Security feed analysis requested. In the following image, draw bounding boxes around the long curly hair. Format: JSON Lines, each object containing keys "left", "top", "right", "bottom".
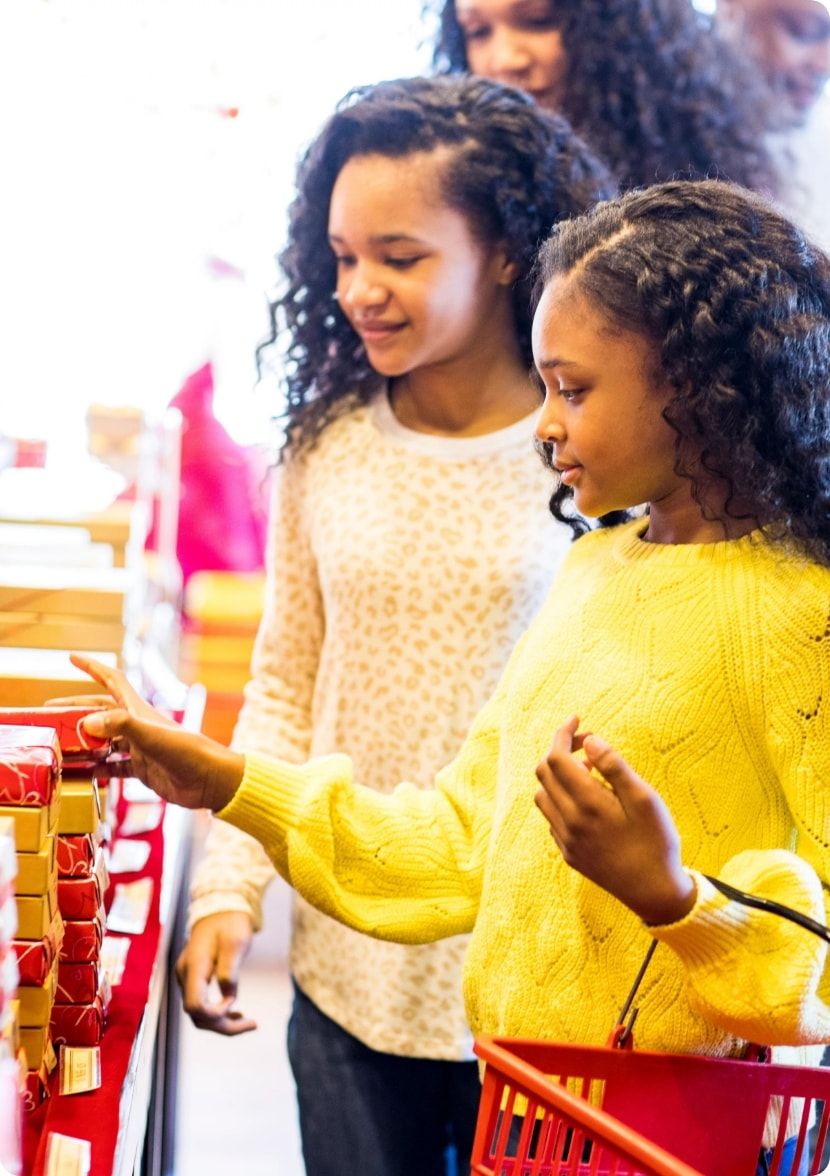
{"left": 262, "top": 74, "right": 614, "bottom": 453}
{"left": 534, "top": 179, "right": 830, "bottom": 565}
{"left": 428, "top": 0, "right": 779, "bottom": 195}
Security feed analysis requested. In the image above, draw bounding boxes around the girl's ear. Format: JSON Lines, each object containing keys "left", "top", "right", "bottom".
{"left": 495, "top": 250, "right": 521, "bottom": 286}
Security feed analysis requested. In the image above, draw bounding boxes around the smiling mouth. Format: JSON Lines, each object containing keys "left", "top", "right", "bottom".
{"left": 355, "top": 322, "right": 406, "bottom": 342}
{"left": 555, "top": 463, "right": 582, "bottom": 486}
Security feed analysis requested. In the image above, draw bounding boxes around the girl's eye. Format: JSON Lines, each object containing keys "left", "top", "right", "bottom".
{"left": 385, "top": 256, "right": 423, "bottom": 270}
{"left": 780, "top": 12, "right": 830, "bottom": 43}
{"left": 460, "top": 24, "right": 489, "bottom": 41}
{"left": 520, "top": 14, "right": 558, "bottom": 29}
{"left": 333, "top": 255, "right": 355, "bottom": 269}
{"left": 559, "top": 387, "right": 584, "bottom": 402}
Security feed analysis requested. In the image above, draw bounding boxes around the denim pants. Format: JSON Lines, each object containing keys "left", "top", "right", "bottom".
{"left": 286, "top": 980, "right": 481, "bottom": 1176}
{"left": 758, "top": 1137, "right": 811, "bottom": 1176}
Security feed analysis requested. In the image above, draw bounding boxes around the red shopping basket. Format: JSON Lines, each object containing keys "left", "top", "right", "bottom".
{"left": 472, "top": 1035, "right": 830, "bottom": 1175}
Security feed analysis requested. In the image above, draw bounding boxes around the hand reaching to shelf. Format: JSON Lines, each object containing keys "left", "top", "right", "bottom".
{"left": 69, "top": 654, "right": 245, "bottom": 813}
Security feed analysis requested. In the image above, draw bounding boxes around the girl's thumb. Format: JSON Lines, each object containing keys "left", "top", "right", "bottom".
{"left": 82, "top": 710, "right": 124, "bottom": 739}
{"left": 582, "top": 735, "right": 639, "bottom": 794}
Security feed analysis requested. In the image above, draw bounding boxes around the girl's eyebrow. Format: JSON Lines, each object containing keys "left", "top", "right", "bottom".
{"left": 327, "top": 232, "right": 427, "bottom": 246}
{"left": 458, "top": 0, "right": 549, "bottom": 16}
{"left": 537, "top": 356, "right": 577, "bottom": 370}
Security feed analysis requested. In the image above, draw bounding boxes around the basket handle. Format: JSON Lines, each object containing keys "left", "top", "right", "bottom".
{"left": 607, "top": 939, "right": 658, "bottom": 1048}
{"left": 607, "top": 875, "right": 830, "bottom": 1050}
{"left": 703, "top": 874, "right": 830, "bottom": 944}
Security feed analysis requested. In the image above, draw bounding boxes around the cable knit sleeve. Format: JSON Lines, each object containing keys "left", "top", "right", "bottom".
{"left": 189, "top": 456, "right": 323, "bottom": 932}
{"left": 214, "top": 667, "right": 509, "bottom": 944}
{"left": 651, "top": 580, "right": 830, "bottom": 1046}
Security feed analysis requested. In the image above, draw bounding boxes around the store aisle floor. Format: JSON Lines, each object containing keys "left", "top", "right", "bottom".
{"left": 174, "top": 833, "right": 303, "bottom": 1175}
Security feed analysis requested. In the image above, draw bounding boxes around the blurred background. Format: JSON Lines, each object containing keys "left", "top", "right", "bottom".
{"left": 2, "top": 0, "right": 429, "bottom": 455}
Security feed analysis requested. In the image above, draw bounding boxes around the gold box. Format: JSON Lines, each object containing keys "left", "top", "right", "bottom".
{"left": 14, "top": 836, "right": 56, "bottom": 896}
{"left": 15, "top": 886, "right": 57, "bottom": 941}
{"left": 0, "top": 794, "right": 59, "bottom": 853}
{"left": 58, "top": 779, "right": 102, "bottom": 836}
{"left": 17, "top": 959, "right": 58, "bottom": 1028}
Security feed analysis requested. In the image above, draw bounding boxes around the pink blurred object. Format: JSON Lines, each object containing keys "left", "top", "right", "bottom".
{"left": 148, "top": 362, "right": 268, "bottom": 584}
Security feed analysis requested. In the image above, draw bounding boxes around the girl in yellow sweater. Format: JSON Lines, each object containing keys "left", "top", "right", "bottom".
{"left": 76, "top": 179, "right": 829, "bottom": 1162}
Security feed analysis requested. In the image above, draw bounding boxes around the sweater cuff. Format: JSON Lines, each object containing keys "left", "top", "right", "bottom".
{"left": 648, "top": 871, "right": 738, "bottom": 963}
{"left": 215, "top": 750, "right": 354, "bottom": 865}
{"left": 188, "top": 892, "right": 263, "bottom": 936}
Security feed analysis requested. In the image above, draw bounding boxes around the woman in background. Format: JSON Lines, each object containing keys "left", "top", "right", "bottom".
{"left": 430, "top": 0, "right": 780, "bottom": 194}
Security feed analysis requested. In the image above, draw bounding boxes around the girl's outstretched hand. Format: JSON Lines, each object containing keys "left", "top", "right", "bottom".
{"left": 535, "top": 717, "right": 696, "bottom": 926}
{"left": 68, "top": 655, "right": 245, "bottom": 813}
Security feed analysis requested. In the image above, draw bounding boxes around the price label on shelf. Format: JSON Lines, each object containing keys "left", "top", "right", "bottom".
{"left": 45, "top": 1131, "right": 91, "bottom": 1176}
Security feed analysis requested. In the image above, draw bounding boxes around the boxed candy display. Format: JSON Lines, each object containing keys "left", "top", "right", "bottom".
{"left": 0, "top": 725, "right": 60, "bottom": 807}
{"left": 56, "top": 850, "right": 108, "bottom": 921}
{"left": 57, "top": 778, "right": 102, "bottom": 836}
{"left": 12, "top": 909, "right": 64, "bottom": 986}
{"left": 0, "top": 794, "right": 58, "bottom": 853}
{"left": 0, "top": 706, "right": 109, "bottom": 758}
{"left": 19, "top": 1023, "right": 50, "bottom": 1071}
{"left": 15, "top": 886, "right": 57, "bottom": 941}
{"left": 21, "top": 1039, "right": 56, "bottom": 1111}
{"left": 50, "top": 979, "right": 110, "bottom": 1047}
{"left": 55, "top": 961, "right": 103, "bottom": 1006}
{"left": 56, "top": 828, "right": 104, "bottom": 877}
{"left": 14, "top": 834, "right": 56, "bottom": 896}
{"left": 17, "top": 960, "right": 57, "bottom": 1027}
{"left": 60, "top": 907, "right": 105, "bottom": 964}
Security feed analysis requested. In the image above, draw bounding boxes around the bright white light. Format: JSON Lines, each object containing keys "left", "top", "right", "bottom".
{"left": 1, "top": 0, "right": 426, "bottom": 449}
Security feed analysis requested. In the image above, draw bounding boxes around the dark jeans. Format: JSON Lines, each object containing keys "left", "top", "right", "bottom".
{"left": 286, "top": 980, "right": 481, "bottom": 1176}
{"left": 758, "top": 1137, "right": 810, "bottom": 1176}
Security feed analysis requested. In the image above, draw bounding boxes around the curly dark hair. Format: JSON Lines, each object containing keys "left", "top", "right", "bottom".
{"left": 262, "top": 74, "right": 614, "bottom": 452}
{"left": 534, "top": 179, "right": 830, "bottom": 565}
{"left": 428, "top": 0, "right": 780, "bottom": 195}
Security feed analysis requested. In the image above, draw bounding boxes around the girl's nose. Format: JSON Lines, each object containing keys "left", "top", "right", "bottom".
{"left": 534, "top": 395, "right": 565, "bottom": 444}
{"left": 486, "top": 27, "right": 533, "bottom": 81}
{"left": 340, "top": 265, "right": 387, "bottom": 311}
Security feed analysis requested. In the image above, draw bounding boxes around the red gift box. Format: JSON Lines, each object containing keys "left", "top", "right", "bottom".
{"left": 0, "top": 727, "right": 60, "bottom": 807}
{"left": 56, "top": 829, "right": 104, "bottom": 878}
{"left": 60, "top": 908, "right": 105, "bottom": 964}
{"left": 50, "top": 984, "right": 109, "bottom": 1047}
{"left": 56, "top": 850, "right": 108, "bottom": 921}
{"left": 22, "top": 1044, "right": 56, "bottom": 1113}
{"left": 12, "top": 910, "right": 64, "bottom": 986}
{"left": 55, "top": 961, "right": 101, "bottom": 1006}
{"left": 0, "top": 708, "right": 109, "bottom": 757}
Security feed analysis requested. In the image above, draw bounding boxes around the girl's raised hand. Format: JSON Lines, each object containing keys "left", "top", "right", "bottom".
{"left": 535, "top": 717, "right": 696, "bottom": 926}
{"left": 68, "top": 655, "right": 245, "bottom": 813}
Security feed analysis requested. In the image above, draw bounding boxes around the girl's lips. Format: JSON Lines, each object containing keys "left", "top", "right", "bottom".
{"left": 356, "top": 322, "right": 405, "bottom": 342}
{"left": 558, "top": 465, "right": 582, "bottom": 486}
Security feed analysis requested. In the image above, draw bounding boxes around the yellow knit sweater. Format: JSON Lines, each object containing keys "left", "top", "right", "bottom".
{"left": 219, "top": 518, "right": 830, "bottom": 1058}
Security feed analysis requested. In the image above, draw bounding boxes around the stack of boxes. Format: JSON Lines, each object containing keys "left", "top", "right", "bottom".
{"left": 54, "top": 749, "right": 112, "bottom": 1050}
{"left": 0, "top": 565, "right": 136, "bottom": 659}
{"left": 0, "top": 816, "right": 23, "bottom": 1174}
{"left": 0, "top": 725, "right": 62, "bottom": 1110}
{"left": 0, "top": 709, "right": 114, "bottom": 1052}
{"left": 0, "top": 491, "right": 154, "bottom": 701}
{"left": 178, "top": 570, "right": 265, "bottom": 744}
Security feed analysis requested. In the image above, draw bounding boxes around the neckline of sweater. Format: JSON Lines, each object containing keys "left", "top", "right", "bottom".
{"left": 608, "top": 517, "right": 772, "bottom": 566}
{"left": 370, "top": 389, "right": 538, "bottom": 460}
